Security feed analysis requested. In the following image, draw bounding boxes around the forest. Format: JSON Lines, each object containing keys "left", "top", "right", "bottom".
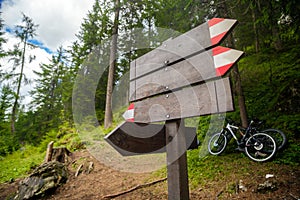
{"left": 0, "top": 0, "right": 299, "bottom": 178}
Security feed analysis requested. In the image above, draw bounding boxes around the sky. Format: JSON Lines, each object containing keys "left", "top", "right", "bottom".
{"left": 1, "top": 0, "right": 94, "bottom": 51}
{"left": 0, "top": 0, "right": 94, "bottom": 106}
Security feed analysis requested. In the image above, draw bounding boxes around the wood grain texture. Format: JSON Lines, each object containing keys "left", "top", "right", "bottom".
{"left": 132, "top": 22, "right": 212, "bottom": 80}
{"left": 104, "top": 121, "right": 197, "bottom": 156}
{"left": 166, "top": 120, "right": 189, "bottom": 199}
{"left": 130, "top": 50, "right": 216, "bottom": 101}
{"left": 133, "top": 77, "right": 233, "bottom": 123}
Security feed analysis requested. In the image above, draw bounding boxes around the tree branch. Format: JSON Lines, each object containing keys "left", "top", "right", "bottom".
{"left": 102, "top": 177, "right": 167, "bottom": 199}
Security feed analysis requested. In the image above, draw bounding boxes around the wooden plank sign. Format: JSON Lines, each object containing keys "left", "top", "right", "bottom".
{"left": 104, "top": 121, "right": 198, "bottom": 156}
{"left": 124, "top": 77, "right": 233, "bottom": 123}
{"left": 130, "top": 46, "right": 243, "bottom": 101}
{"left": 130, "top": 18, "right": 240, "bottom": 102}
{"left": 130, "top": 18, "right": 238, "bottom": 81}
{"left": 106, "top": 18, "right": 244, "bottom": 200}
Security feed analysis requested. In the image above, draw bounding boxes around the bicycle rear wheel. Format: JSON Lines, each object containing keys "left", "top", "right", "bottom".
{"left": 208, "top": 132, "right": 227, "bottom": 155}
{"left": 262, "top": 129, "right": 287, "bottom": 151}
{"left": 245, "top": 133, "right": 276, "bottom": 162}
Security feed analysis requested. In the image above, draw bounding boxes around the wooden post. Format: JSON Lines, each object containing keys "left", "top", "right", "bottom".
{"left": 45, "top": 141, "right": 54, "bottom": 162}
{"left": 166, "top": 119, "right": 189, "bottom": 200}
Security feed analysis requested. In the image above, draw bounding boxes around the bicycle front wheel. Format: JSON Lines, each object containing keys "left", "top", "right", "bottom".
{"left": 245, "top": 133, "right": 276, "bottom": 162}
{"left": 208, "top": 132, "right": 227, "bottom": 155}
{"left": 262, "top": 129, "right": 287, "bottom": 151}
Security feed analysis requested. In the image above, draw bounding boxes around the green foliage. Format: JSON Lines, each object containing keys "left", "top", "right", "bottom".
{"left": 8, "top": 13, "right": 38, "bottom": 135}
{"left": 0, "top": 86, "right": 18, "bottom": 155}
{"left": 0, "top": 123, "right": 84, "bottom": 183}
{"left": 239, "top": 46, "right": 300, "bottom": 133}
{"left": 38, "top": 122, "right": 84, "bottom": 153}
{"left": 29, "top": 47, "right": 69, "bottom": 136}
{"left": 0, "top": 12, "right": 7, "bottom": 60}
{"left": 274, "top": 143, "right": 300, "bottom": 165}
{"left": 0, "top": 145, "right": 44, "bottom": 183}
{"left": 0, "top": 133, "right": 19, "bottom": 156}
{"left": 0, "top": 0, "right": 299, "bottom": 186}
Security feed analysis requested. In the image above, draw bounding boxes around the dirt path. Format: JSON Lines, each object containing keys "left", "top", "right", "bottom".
{"left": 1, "top": 150, "right": 299, "bottom": 200}
{"left": 45, "top": 150, "right": 167, "bottom": 200}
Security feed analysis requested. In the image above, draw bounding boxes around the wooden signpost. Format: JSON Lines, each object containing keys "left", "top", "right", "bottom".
{"left": 105, "top": 121, "right": 198, "bottom": 156}
{"left": 105, "top": 18, "right": 244, "bottom": 199}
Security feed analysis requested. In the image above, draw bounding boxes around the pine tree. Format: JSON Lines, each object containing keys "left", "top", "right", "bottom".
{"left": 0, "top": 12, "right": 7, "bottom": 80}
{"left": 8, "top": 13, "right": 38, "bottom": 134}
{"left": 30, "top": 47, "right": 66, "bottom": 132}
{"left": 70, "top": 0, "right": 118, "bottom": 125}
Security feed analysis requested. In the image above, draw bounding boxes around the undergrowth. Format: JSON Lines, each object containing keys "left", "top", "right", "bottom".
{"left": 0, "top": 145, "right": 44, "bottom": 183}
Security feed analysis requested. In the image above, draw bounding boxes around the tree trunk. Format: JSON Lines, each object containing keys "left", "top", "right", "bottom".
{"left": 227, "top": 33, "right": 248, "bottom": 127}
{"left": 251, "top": 8, "right": 259, "bottom": 53}
{"left": 104, "top": 0, "right": 120, "bottom": 129}
{"left": 11, "top": 39, "right": 27, "bottom": 134}
{"left": 268, "top": 1, "right": 283, "bottom": 51}
{"left": 232, "top": 65, "right": 248, "bottom": 127}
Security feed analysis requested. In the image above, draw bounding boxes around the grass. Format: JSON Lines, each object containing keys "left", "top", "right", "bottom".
{"left": 0, "top": 145, "right": 44, "bottom": 183}
{"left": 0, "top": 123, "right": 84, "bottom": 184}
{"left": 151, "top": 145, "right": 299, "bottom": 191}
{"left": 1, "top": 112, "right": 299, "bottom": 187}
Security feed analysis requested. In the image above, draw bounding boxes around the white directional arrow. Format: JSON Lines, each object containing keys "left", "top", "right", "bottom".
{"left": 212, "top": 46, "right": 244, "bottom": 76}
{"left": 122, "top": 103, "right": 134, "bottom": 122}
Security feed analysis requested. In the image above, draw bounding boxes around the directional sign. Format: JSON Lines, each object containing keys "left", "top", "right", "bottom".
{"left": 129, "top": 18, "right": 238, "bottom": 102}
{"left": 104, "top": 122, "right": 198, "bottom": 156}
{"left": 125, "top": 77, "right": 233, "bottom": 123}
{"left": 130, "top": 46, "right": 243, "bottom": 101}
{"left": 130, "top": 18, "right": 237, "bottom": 81}
{"left": 106, "top": 18, "right": 244, "bottom": 200}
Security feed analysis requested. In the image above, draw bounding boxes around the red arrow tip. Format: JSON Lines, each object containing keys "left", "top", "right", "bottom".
{"left": 212, "top": 46, "right": 230, "bottom": 56}
{"left": 123, "top": 103, "right": 135, "bottom": 121}
{"left": 208, "top": 18, "right": 225, "bottom": 27}
{"left": 128, "top": 103, "right": 134, "bottom": 110}
{"left": 213, "top": 46, "right": 244, "bottom": 76}
{"left": 208, "top": 18, "right": 237, "bottom": 45}
{"left": 215, "top": 63, "right": 233, "bottom": 76}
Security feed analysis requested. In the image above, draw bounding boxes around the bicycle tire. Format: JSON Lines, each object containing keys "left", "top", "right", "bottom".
{"left": 262, "top": 129, "right": 287, "bottom": 151}
{"left": 245, "top": 133, "right": 276, "bottom": 162}
{"left": 208, "top": 132, "right": 227, "bottom": 155}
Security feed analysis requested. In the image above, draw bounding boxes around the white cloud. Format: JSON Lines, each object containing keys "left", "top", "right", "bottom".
{"left": 1, "top": 0, "right": 94, "bottom": 51}
{"left": 1, "top": 32, "right": 52, "bottom": 106}
{"left": 1, "top": 0, "right": 94, "bottom": 107}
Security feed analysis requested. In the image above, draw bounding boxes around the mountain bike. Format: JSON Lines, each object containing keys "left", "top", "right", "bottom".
{"left": 208, "top": 119, "right": 277, "bottom": 162}
{"left": 250, "top": 119, "right": 287, "bottom": 151}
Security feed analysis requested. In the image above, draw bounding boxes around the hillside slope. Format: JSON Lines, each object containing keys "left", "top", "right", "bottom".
{"left": 1, "top": 149, "right": 299, "bottom": 200}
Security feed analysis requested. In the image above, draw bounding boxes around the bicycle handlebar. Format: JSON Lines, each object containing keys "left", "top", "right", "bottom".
{"left": 225, "top": 117, "right": 265, "bottom": 130}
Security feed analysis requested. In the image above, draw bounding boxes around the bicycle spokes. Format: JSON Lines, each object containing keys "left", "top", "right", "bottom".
{"left": 208, "top": 133, "right": 227, "bottom": 155}
{"left": 245, "top": 133, "right": 276, "bottom": 162}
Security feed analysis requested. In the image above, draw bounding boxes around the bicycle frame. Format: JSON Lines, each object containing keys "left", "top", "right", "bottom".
{"left": 223, "top": 120, "right": 255, "bottom": 144}
{"left": 224, "top": 123, "right": 240, "bottom": 141}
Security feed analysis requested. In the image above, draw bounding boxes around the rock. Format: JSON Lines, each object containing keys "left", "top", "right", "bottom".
{"left": 14, "top": 161, "right": 68, "bottom": 200}
{"left": 265, "top": 174, "right": 274, "bottom": 179}
{"left": 239, "top": 180, "right": 247, "bottom": 192}
{"left": 256, "top": 180, "right": 277, "bottom": 193}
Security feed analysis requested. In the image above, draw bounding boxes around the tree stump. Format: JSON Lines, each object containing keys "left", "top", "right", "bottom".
{"left": 51, "top": 147, "right": 71, "bottom": 163}
{"left": 44, "top": 141, "right": 71, "bottom": 163}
